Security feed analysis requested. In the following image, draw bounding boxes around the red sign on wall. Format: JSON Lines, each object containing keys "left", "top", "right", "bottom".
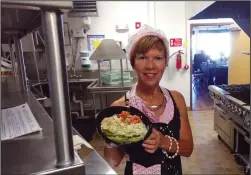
{"left": 170, "top": 38, "right": 182, "bottom": 47}
{"left": 135, "top": 22, "right": 141, "bottom": 29}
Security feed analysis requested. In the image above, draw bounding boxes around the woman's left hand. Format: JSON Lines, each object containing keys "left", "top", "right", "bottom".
{"left": 142, "top": 128, "right": 164, "bottom": 153}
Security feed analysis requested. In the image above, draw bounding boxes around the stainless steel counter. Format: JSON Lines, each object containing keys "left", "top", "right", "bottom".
{"left": 87, "top": 79, "right": 133, "bottom": 93}
{"left": 82, "top": 149, "right": 117, "bottom": 174}
{"left": 1, "top": 81, "right": 116, "bottom": 174}
{"left": 86, "top": 78, "right": 137, "bottom": 115}
{"left": 208, "top": 85, "right": 249, "bottom": 108}
{"left": 30, "top": 78, "right": 98, "bottom": 85}
{"left": 2, "top": 89, "right": 84, "bottom": 174}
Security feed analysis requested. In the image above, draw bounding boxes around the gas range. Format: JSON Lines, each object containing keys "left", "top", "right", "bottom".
{"left": 209, "top": 84, "right": 250, "bottom": 174}
{"left": 218, "top": 84, "right": 250, "bottom": 105}
{"left": 208, "top": 84, "right": 250, "bottom": 133}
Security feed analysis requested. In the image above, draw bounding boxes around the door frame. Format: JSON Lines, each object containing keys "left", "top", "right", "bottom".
{"left": 188, "top": 19, "right": 234, "bottom": 110}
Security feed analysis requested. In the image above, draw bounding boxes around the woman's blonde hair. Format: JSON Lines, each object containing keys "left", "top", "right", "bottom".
{"left": 130, "top": 35, "right": 168, "bottom": 68}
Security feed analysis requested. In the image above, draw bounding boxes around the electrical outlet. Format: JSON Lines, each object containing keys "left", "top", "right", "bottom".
{"left": 73, "top": 28, "right": 86, "bottom": 38}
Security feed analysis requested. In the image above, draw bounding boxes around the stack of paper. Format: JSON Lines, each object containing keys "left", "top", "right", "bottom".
{"left": 1, "top": 103, "right": 42, "bottom": 141}
{"left": 73, "top": 135, "right": 93, "bottom": 150}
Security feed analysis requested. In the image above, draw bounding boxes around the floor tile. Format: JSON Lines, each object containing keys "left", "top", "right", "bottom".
{"left": 200, "top": 166, "right": 227, "bottom": 174}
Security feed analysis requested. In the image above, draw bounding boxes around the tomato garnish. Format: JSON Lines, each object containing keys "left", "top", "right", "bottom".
{"left": 118, "top": 111, "right": 142, "bottom": 124}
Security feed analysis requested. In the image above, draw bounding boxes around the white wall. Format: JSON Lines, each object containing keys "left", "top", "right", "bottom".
{"left": 67, "top": 1, "right": 148, "bottom": 48}
{"left": 64, "top": 1, "right": 215, "bottom": 107}
{"left": 156, "top": 1, "right": 214, "bottom": 106}
{"left": 155, "top": 2, "right": 190, "bottom": 105}
{"left": 185, "top": 1, "right": 214, "bottom": 20}
{"left": 64, "top": 1, "right": 148, "bottom": 71}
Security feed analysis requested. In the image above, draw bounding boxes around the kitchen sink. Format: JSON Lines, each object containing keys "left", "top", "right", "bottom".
{"left": 31, "top": 78, "right": 97, "bottom": 98}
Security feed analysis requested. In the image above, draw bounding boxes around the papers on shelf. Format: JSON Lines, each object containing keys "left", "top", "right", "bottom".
{"left": 73, "top": 135, "right": 93, "bottom": 150}
{"left": 1, "top": 103, "right": 42, "bottom": 141}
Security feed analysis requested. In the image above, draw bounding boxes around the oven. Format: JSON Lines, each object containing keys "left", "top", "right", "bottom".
{"left": 232, "top": 119, "right": 250, "bottom": 175}
{"left": 222, "top": 102, "right": 250, "bottom": 175}
{"left": 209, "top": 84, "right": 250, "bottom": 175}
{"left": 214, "top": 101, "right": 234, "bottom": 150}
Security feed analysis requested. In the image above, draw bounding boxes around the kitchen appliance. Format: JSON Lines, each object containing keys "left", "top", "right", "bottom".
{"left": 209, "top": 84, "right": 250, "bottom": 175}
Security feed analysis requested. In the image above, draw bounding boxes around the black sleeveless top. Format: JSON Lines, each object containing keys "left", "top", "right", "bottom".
{"left": 124, "top": 89, "right": 182, "bottom": 175}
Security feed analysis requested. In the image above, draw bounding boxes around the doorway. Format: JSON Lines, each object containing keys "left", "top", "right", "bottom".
{"left": 189, "top": 21, "right": 233, "bottom": 111}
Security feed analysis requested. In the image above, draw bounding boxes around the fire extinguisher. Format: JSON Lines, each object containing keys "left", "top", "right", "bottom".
{"left": 176, "top": 50, "right": 182, "bottom": 69}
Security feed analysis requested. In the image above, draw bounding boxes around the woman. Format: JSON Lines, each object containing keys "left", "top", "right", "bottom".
{"left": 104, "top": 25, "right": 193, "bottom": 175}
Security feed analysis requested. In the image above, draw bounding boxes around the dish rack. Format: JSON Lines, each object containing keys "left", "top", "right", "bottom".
{"left": 101, "top": 71, "right": 132, "bottom": 85}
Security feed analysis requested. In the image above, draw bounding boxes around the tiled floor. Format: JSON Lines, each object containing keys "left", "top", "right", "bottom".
{"left": 90, "top": 110, "right": 244, "bottom": 174}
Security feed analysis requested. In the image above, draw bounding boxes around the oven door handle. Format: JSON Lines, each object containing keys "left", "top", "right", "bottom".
{"left": 215, "top": 105, "right": 228, "bottom": 120}
{"left": 219, "top": 114, "right": 226, "bottom": 120}
{"left": 244, "top": 135, "right": 250, "bottom": 144}
{"left": 215, "top": 104, "right": 228, "bottom": 116}
{"left": 220, "top": 108, "right": 228, "bottom": 115}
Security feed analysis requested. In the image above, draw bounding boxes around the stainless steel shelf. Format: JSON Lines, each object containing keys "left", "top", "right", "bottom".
{"left": 1, "top": 1, "right": 72, "bottom": 9}
{"left": 1, "top": 78, "right": 117, "bottom": 174}
{"left": 1, "top": 1, "right": 72, "bottom": 44}
{"left": 1, "top": 87, "right": 85, "bottom": 174}
{"left": 87, "top": 79, "right": 136, "bottom": 93}
{"left": 1, "top": 8, "right": 41, "bottom": 44}
{"left": 1, "top": 2, "right": 117, "bottom": 174}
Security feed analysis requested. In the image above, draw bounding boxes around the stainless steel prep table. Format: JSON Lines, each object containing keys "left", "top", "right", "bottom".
{"left": 1, "top": 80, "right": 116, "bottom": 175}
{"left": 87, "top": 79, "right": 137, "bottom": 115}
{"left": 30, "top": 78, "right": 99, "bottom": 86}
{"left": 87, "top": 79, "right": 135, "bottom": 93}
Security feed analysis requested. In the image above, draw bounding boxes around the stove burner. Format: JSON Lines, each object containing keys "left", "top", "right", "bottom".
{"left": 217, "top": 84, "right": 250, "bottom": 105}
{"left": 218, "top": 84, "right": 250, "bottom": 92}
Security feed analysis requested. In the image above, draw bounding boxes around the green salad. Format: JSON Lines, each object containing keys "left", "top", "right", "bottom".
{"left": 101, "top": 111, "right": 147, "bottom": 144}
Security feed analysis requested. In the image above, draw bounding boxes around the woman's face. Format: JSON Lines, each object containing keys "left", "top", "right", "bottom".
{"left": 134, "top": 45, "right": 167, "bottom": 88}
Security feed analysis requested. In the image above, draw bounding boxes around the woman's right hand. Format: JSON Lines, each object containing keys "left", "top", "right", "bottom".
{"left": 105, "top": 142, "right": 119, "bottom": 149}
{"left": 142, "top": 128, "right": 165, "bottom": 153}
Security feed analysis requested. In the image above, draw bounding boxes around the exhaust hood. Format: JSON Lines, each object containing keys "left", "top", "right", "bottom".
{"left": 89, "top": 39, "right": 127, "bottom": 61}
{"left": 68, "top": 0, "right": 98, "bottom": 17}
{"left": 190, "top": 1, "right": 250, "bottom": 37}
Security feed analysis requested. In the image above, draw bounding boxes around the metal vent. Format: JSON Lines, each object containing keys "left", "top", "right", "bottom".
{"left": 68, "top": 0, "right": 98, "bottom": 17}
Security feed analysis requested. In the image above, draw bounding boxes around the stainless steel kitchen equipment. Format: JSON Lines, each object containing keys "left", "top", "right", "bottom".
{"left": 68, "top": 0, "right": 98, "bottom": 17}
{"left": 2, "top": 80, "right": 85, "bottom": 174}
{"left": 1, "top": 1, "right": 116, "bottom": 174}
{"left": 87, "top": 79, "right": 136, "bottom": 114}
{"left": 209, "top": 84, "right": 250, "bottom": 175}
{"left": 89, "top": 39, "right": 129, "bottom": 86}
{"left": 31, "top": 78, "right": 98, "bottom": 119}
{"left": 42, "top": 9, "right": 75, "bottom": 167}
{"left": 88, "top": 39, "right": 135, "bottom": 114}
{"left": 2, "top": 79, "right": 116, "bottom": 175}
{"left": 1, "top": 0, "right": 81, "bottom": 173}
